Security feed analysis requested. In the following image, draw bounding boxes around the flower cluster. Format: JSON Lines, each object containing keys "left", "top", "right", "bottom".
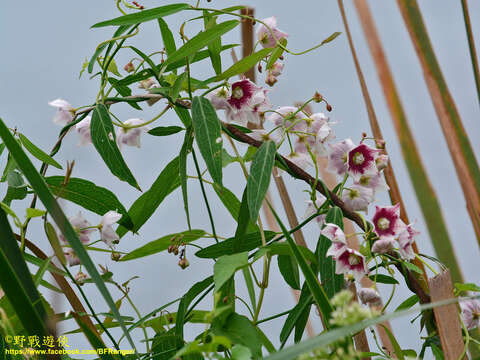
{"left": 49, "top": 99, "right": 149, "bottom": 149}
{"left": 60, "top": 211, "right": 122, "bottom": 267}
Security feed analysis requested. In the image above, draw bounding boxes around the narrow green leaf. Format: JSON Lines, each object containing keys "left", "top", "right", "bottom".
{"left": 33, "top": 257, "right": 52, "bottom": 287}
{"left": 321, "top": 31, "right": 341, "bottom": 45}
{"left": 179, "top": 128, "right": 193, "bottom": 229}
{"left": 151, "top": 334, "right": 184, "bottom": 360}
{"left": 317, "top": 207, "right": 345, "bottom": 299}
{"left": 214, "top": 252, "right": 248, "bottom": 292}
{"left": 117, "top": 156, "right": 181, "bottom": 237}
{"left": 395, "top": 295, "right": 419, "bottom": 312}
{"left": 191, "top": 96, "right": 223, "bottom": 185}
{"left": 0, "top": 118, "right": 136, "bottom": 351}
{"left": 368, "top": 274, "right": 399, "bottom": 285}
{"left": 88, "top": 25, "right": 130, "bottom": 73}
{"left": 379, "top": 325, "right": 405, "bottom": 360}
{"left": 233, "top": 188, "right": 252, "bottom": 253}
{"left": 266, "top": 39, "right": 287, "bottom": 70}
{"left": 18, "top": 133, "right": 62, "bottom": 169}
{"left": 280, "top": 285, "right": 312, "bottom": 345}
{"left": 278, "top": 255, "right": 300, "bottom": 290}
{"left": 242, "top": 267, "right": 256, "bottom": 314}
{"left": 129, "top": 45, "right": 159, "bottom": 76}
{"left": 158, "top": 18, "right": 176, "bottom": 57}
{"left": 44, "top": 221, "right": 66, "bottom": 267}
{"left": 120, "top": 230, "right": 205, "bottom": 261}
{"left": 217, "top": 48, "right": 273, "bottom": 81}
{"left": 91, "top": 104, "right": 140, "bottom": 189}
{"left": 204, "top": 12, "right": 222, "bottom": 75}
{"left": 195, "top": 231, "right": 276, "bottom": 258}
{"left": 164, "top": 20, "right": 239, "bottom": 66}
{"left": 148, "top": 126, "right": 184, "bottom": 137}
{"left": 170, "top": 72, "right": 187, "bottom": 101}
{"left": 247, "top": 141, "right": 276, "bottom": 220}
{"left": 45, "top": 176, "right": 133, "bottom": 230}
{"left": 92, "top": 3, "right": 190, "bottom": 28}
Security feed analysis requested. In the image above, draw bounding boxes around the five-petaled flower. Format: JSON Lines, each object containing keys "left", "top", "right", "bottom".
{"left": 335, "top": 247, "right": 368, "bottom": 282}
{"left": 100, "top": 211, "right": 122, "bottom": 246}
{"left": 372, "top": 204, "right": 405, "bottom": 241}
{"left": 460, "top": 299, "right": 480, "bottom": 330}
{"left": 327, "top": 138, "right": 355, "bottom": 176}
{"left": 49, "top": 99, "right": 75, "bottom": 126}
{"left": 347, "top": 143, "right": 381, "bottom": 181}
{"left": 256, "top": 16, "right": 288, "bottom": 48}
{"left": 116, "top": 119, "right": 150, "bottom": 149}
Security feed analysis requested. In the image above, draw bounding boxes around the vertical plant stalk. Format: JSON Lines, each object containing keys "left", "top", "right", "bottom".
{"left": 460, "top": 0, "right": 480, "bottom": 105}
{"left": 337, "top": 0, "right": 429, "bottom": 286}
{"left": 239, "top": 7, "right": 315, "bottom": 336}
{"left": 428, "top": 270, "right": 466, "bottom": 359}
{"left": 353, "top": 0, "right": 463, "bottom": 283}
{"left": 396, "top": 0, "right": 480, "bottom": 245}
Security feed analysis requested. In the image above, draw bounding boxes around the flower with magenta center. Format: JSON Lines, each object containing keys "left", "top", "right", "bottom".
{"left": 327, "top": 138, "right": 355, "bottom": 176}
{"left": 372, "top": 204, "right": 405, "bottom": 240}
{"left": 347, "top": 143, "right": 381, "bottom": 180}
{"left": 335, "top": 247, "right": 368, "bottom": 282}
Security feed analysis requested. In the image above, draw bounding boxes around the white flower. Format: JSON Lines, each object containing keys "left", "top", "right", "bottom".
{"left": 48, "top": 99, "right": 75, "bottom": 126}
{"left": 303, "top": 197, "right": 327, "bottom": 228}
{"left": 256, "top": 17, "right": 288, "bottom": 48}
{"left": 371, "top": 238, "right": 396, "bottom": 254}
{"left": 286, "top": 151, "right": 312, "bottom": 171}
{"left": 335, "top": 247, "right": 368, "bottom": 282}
{"left": 59, "top": 212, "right": 94, "bottom": 245}
{"left": 327, "top": 138, "right": 355, "bottom": 176}
{"left": 100, "top": 211, "right": 122, "bottom": 246}
{"left": 460, "top": 299, "right": 480, "bottom": 330}
{"left": 249, "top": 128, "right": 284, "bottom": 145}
{"left": 116, "top": 119, "right": 150, "bottom": 149}
{"left": 342, "top": 184, "right": 374, "bottom": 212}
{"left": 64, "top": 248, "right": 80, "bottom": 267}
{"left": 322, "top": 223, "right": 347, "bottom": 258}
{"left": 75, "top": 116, "right": 92, "bottom": 146}
{"left": 397, "top": 223, "right": 419, "bottom": 260}
{"left": 355, "top": 172, "right": 389, "bottom": 194}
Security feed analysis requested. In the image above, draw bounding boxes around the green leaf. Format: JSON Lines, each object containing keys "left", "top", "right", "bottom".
{"left": 369, "top": 274, "right": 399, "bottom": 285}
{"left": 88, "top": 25, "right": 130, "bottom": 73}
{"left": 90, "top": 104, "right": 139, "bottom": 189}
{"left": 179, "top": 128, "right": 193, "bottom": 229}
{"left": 151, "top": 334, "right": 184, "bottom": 360}
{"left": 157, "top": 18, "right": 176, "bottom": 57}
{"left": 191, "top": 96, "right": 223, "bottom": 185}
{"left": 231, "top": 344, "right": 252, "bottom": 360}
{"left": 321, "top": 31, "right": 341, "bottom": 45}
{"left": 170, "top": 72, "right": 187, "bottom": 101}
{"left": 217, "top": 48, "right": 273, "bottom": 80}
{"left": 92, "top": 3, "right": 190, "bottom": 28}
{"left": 255, "top": 242, "right": 317, "bottom": 266}
{"left": 128, "top": 46, "right": 159, "bottom": 77}
{"left": 379, "top": 325, "right": 405, "bottom": 360}
{"left": 280, "top": 285, "right": 312, "bottom": 346}
{"left": 175, "top": 276, "right": 213, "bottom": 339}
{"left": 266, "top": 38, "right": 287, "bottom": 70}
{"left": 232, "top": 189, "right": 252, "bottom": 253}
{"left": 195, "top": 231, "right": 277, "bottom": 258}
{"left": 317, "top": 207, "right": 345, "bottom": 299}
{"left": 204, "top": 12, "right": 222, "bottom": 75}
{"left": 247, "top": 141, "right": 276, "bottom": 220}
{"left": 117, "top": 156, "right": 181, "bottom": 237}
{"left": 214, "top": 252, "right": 248, "bottom": 292}
{"left": 120, "top": 230, "right": 205, "bottom": 261}
{"left": 0, "top": 117, "right": 135, "bottom": 351}
{"left": 0, "top": 208, "right": 49, "bottom": 337}
{"left": 106, "top": 58, "right": 121, "bottom": 76}
{"left": 26, "top": 208, "right": 46, "bottom": 219}
{"left": 455, "top": 282, "right": 480, "bottom": 294}
{"left": 164, "top": 20, "right": 239, "bottom": 66}
{"left": 213, "top": 185, "right": 258, "bottom": 233}
{"left": 44, "top": 221, "right": 66, "bottom": 267}
{"left": 148, "top": 126, "right": 184, "bottom": 137}
{"left": 278, "top": 255, "right": 300, "bottom": 290}
{"left": 395, "top": 295, "right": 419, "bottom": 312}
{"left": 45, "top": 176, "right": 133, "bottom": 230}
{"left": 18, "top": 133, "right": 62, "bottom": 169}
{"left": 212, "top": 313, "right": 262, "bottom": 358}
{"left": 403, "top": 261, "right": 423, "bottom": 274}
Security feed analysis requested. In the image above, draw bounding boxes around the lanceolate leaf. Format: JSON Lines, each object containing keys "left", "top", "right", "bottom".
{"left": 18, "top": 133, "right": 62, "bottom": 169}
{"left": 0, "top": 208, "right": 48, "bottom": 337}
{"left": 92, "top": 3, "right": 190, "bottom": 28}
{"left": 164, "top": 20, "right": 239, "bottom": 66}
{"left": 217, "top": 48, "right": 273, "bottom": 81}
{"left": 280, "top": 285, "right": 312, "bottom": 346}
{"left": 148, "top": 126, "right": 184, "bottom": 137}
{"left": 278, "top": 255, "right": 300, "bottom": 290}
{"left": 204, "top": 12, "right": 222, "bottom": 75}
{"left": 91, "top": 104, "right": 140, "bottom": 189}
{"left": 232, "top": 188, "right": 252, "bottom": 253}
{"left": 117, "top": 156, "right": 181, "bottom": 237}
{"left": 45, "top": 176, "right": 134, "bottom": 230}
{"left": 179, "top": 128, "right": 193, "bottom": 229}
{"left": 120, "top": 230, "right": 205, "bottom": 261}
{"left": 0, "top": 118, "right": 138, "bottom": 352}
{"left": 191, "top": 96, "right": 223, "bottom": 185}
{"left": 157, "top": 18, "right": 176, "bottom": 57}
{"left": 213, "top": 252, "right": 248, "bottom": 292}
{"left": 247, "top": 141, "right": 276, "bottom": 220}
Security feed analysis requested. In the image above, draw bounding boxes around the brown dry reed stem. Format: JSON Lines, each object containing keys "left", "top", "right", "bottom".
{"left": 353, "top": 0, "right": 463, "bottom": 283}
{"left": 337, "top": 0, "right": 429, "bottom": 286}
{"left": 396, "top": 0, "right": 480, "bottom": 245}
{"left": 460, "top": 0, "right": 480, "bottom": 105}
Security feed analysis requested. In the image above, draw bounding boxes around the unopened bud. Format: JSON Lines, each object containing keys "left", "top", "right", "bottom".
{"left": 222, "top": 296, "right": 229, "bottom": 304}
{"left": 75, "top": 271, "right": 88, "bottom": 285}
{"left": 270, "top": 62, "right": 284, "bottom": 77}
{"left": 124, "top": 62, "right": 135, "bottom": 73}
{"left": 178, "top": 258, "right": 189, "bottom": 269}
{"left": 326, "top": 103, "right": 332, "bottom": 112}
{"left": 376, "top": 154, "right": 389, "bottom": 171}
{"left": 257, "top": 62, "right": 263, "bottom": 73}
{"left": 313, "top": 92, "right": 323, "bottom": 103}
{"left": 375, "top": 139, "right": 386, "bottom": 149}
{"left": 265, "top": 73, "right": 278, "bottom": 87}
{"left": 111, "top": 252, "right": 121, "bottom": 261}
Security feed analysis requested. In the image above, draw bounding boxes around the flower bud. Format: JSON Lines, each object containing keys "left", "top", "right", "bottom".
{"left": 257, "top": 62, "right": 263, "bottom": 73}
{"left": 313, "top": 92, "right": 323, "bottom": 103}
{"left": 375, "top": 139, "right": 386, "bottom": 149}
{"left": 124, "top": 62, "right": 135, "bottom": 73}
{"left": 270, "top": 62, "right": 284, "bottom": 77}
{"left": 358, "top": 287, "right": 381, "bottom": 306}
{"left": 111, "top": 251, "right": 121, "bottom": 261}
{"left": 326, "top": 103, "right": 332, "bottom": 112}
{"left": 265, "top": 73, "right": 278, "bottom": 87}
{"left": 75, "top": 271, "right": 88, "bottom": 285}
{"left": 178, "top": 258, "right": 189, "bottom": 269}
{"left": 376, "top": 154, "right": 389, "bottom": 171}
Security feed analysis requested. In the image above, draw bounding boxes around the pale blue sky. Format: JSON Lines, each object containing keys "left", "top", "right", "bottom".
{"left": 1, "top": 0, "right": 479, "bottom": 357}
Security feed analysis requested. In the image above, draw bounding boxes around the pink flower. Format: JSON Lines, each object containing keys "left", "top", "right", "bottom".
{"left": 267, "top": 106, "right": 305, "bottom": 132}
{"left": 303, "top": 197, "right": 327, "bottom": 228}
{"left": 257, "top": 16, "right": 288, "bottom": 48}
{"left": 358, "top": 287, "right": 381, "bottom": 306}
{"left": 376, "top": 154, "right": 389, "bottom": 171}
{"left": 100, "top": 211, "right": 122, "bottom": 246}
{"left": 265, "top": 72, "right": 278, "bottom": 87}
{"left": 210, "top": 79, "right": 270, "bottom": 126}
{"left": 335, "top": 247, "right": 368, "bottom": 282}
{"left": 138, "top": 78, "right": 156, "bottom": 89}
{"left": 295, "top": 113, "right": 334, "bottom": 157}
{"left": 59, "top": 212, "right": 94, "bottom": 245}
{"left": 75, "top": 116, "right": 92, "bottom": 146}
{"left": 355, "top": 172, "right": 389, "bottom": 194}
{"left": 341, "top": 184, "right": 374, "bottom": 212}
{"left": 347, "top": 143, "right": 381, "bottom": 181}
{"left": 269, "top": 62, "right": 284, "bottom": 77}
{"left": 249, "top": 128, "right": 284, "bottom": 145}
{"left": 371, "top": 238, "right": 395, "bottom": 254}
{"left": 322, "top": 224, "right": 347, "bottom": 258}
{"left": 327, "top": 138, "right": 355, "bottom": 176}
{"left": 48, "top": 99, "right": 75, "bottom": 126}
{"left": 124, "top": 62, "right": 135, "bottom": 73}
{"left": 372, "top": 204, "right": 406, "bottom": 240}
{"left": 286, "top": 151, "right": 312, "bottom": 170}
{"left": 397, "top": 223, "right": 419, "bottom": 260}
{"left": 116, "top": 119, "right": 150, "bottom": 149}
{"left": 460, "top": 299, "right": 480, "bottom": 330}
{"left": 64, "top": 248, "right": 81, "bottom": 267}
